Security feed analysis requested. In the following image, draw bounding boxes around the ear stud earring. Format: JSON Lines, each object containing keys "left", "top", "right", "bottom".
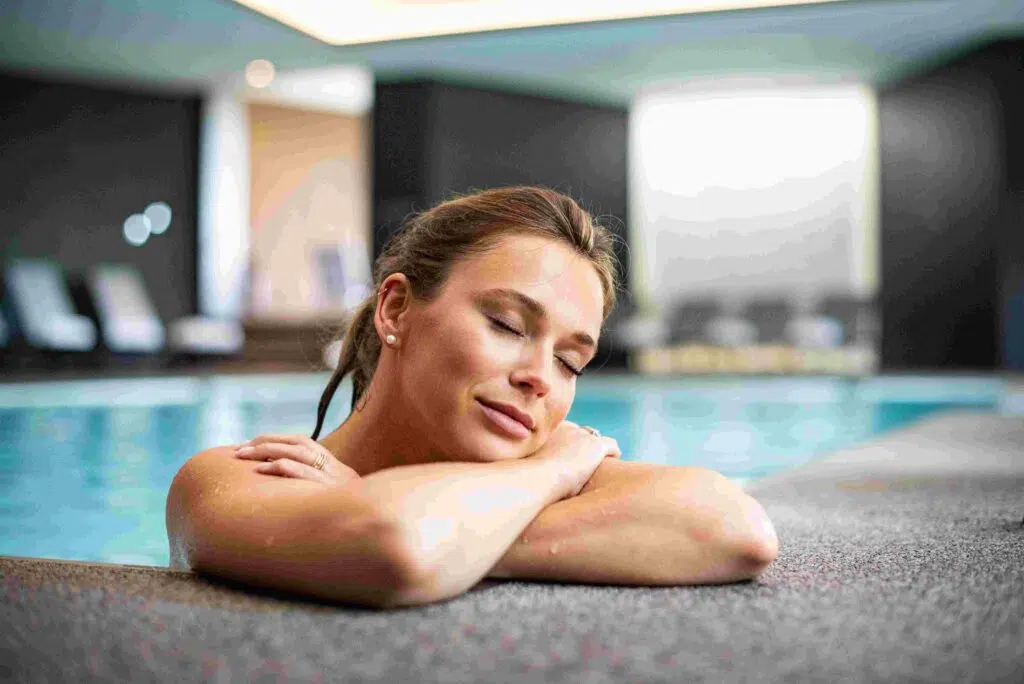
{"left": 385, "top": 334, "right": 397, "bottom": 346}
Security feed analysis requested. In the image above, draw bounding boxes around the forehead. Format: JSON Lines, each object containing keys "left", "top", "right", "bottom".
{"left": 445, "top": 234, "right": 604, "bottom": 335}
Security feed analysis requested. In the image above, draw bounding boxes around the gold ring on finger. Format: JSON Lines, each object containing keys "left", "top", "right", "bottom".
{"left": 313, "top": 452, "right": 326, "bottom": 471}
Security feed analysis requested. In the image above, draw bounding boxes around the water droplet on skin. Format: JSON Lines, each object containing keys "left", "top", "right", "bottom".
{"left": 549, "top": 543, "right": 560, "bottom": 555}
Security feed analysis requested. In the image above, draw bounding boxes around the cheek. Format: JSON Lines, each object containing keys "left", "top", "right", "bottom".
{"left": 412, "top": 316, "right": 498, "bottom": 388}
{"left": 544, "top": 385, "right": 575, "bottom": 430}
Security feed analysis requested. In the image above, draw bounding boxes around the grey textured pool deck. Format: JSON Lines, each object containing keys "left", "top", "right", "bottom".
{"left": 2, "top": 412, "right": 1022, "bottom": 683}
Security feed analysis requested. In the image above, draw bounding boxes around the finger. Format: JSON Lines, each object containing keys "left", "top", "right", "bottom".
{"left": 254, "top": 458, "right": 331, "bottom": 484}
{"left": 235, "top": 442, "right": 314, "bottom": 465}
{"left": 243, "top": 434, "right": 314, "bottom": 448}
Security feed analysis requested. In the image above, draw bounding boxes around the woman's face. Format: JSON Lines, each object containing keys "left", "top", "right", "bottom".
{"left": 393, "top": 233, "right": 604, "bottom": 463}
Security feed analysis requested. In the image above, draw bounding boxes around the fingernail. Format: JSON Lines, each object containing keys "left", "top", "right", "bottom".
{"left": 236, "top": 446, "right": 254, "bottom": 456}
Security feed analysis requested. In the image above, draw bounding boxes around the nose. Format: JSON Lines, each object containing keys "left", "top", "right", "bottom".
{"left": 509, "top": 345, "right": 552, "bottom": 398}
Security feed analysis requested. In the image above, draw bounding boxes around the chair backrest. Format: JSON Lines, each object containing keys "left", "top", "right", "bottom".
{"left": 742, "top": 298, "right": 793, "bottom": 344}
{"left": 4, "top": 259, "right": 98, "bottom": 350}
{"left": 86, "top": 263, "right": 165, "bottom": 353}
{"left": 88, "top": 264, "right": 160, "bottom": 321}
{"left": 667, "top": 298, "right": 722, "bottom": 344}
{"left": 5, "top": 259, "right": 80, "bottom": 321}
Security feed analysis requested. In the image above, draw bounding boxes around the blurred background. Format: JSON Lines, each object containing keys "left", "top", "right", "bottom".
{"left": 1, "top": 0, "right": 1023, "bottom": 378}
{"left": 3, "top": 0, "right": 1024, "bottom": 566}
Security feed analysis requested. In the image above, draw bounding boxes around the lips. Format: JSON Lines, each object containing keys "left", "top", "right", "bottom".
{"left": 477, "top": 398, "right": 535, "bottom": 431}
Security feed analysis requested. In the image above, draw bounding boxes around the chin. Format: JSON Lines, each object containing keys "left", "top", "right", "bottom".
{"left": 450, "top": 431, "right": 531, "bottom": 463}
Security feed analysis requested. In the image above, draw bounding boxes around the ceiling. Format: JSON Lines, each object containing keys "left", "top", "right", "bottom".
{"left": 1, "top": 0, "right": 1022, "bottom": 105}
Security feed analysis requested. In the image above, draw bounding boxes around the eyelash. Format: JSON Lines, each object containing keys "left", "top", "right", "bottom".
{"left": 488, "top": 317, "right": 584, "bottom": 377}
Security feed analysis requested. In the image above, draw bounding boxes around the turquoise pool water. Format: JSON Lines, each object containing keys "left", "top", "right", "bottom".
{"left": 0, "top": 373, "right": 1013, "bottom": 567}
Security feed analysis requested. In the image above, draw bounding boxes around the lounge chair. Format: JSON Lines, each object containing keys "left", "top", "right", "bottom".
{"left": 742, "top": 297, "right": 792, "bottom": 345}
{"left": 667, "top": 298, "right": 724, "bottom": 345}
{"left": 86, "top": 263, "right": 243, "bottom": 356}
{"left": 606, "top": 299, "right": 671, "bottom": 351}
{"left": 3, "top": 259, "right": 97, "bottom": 351}
{"left": 704, "top": 315, "right": 759, "bottom": 347}
{"left": 785, "top": 315, "right": 844, "bottom": 349}
{"left": 86, "top": 264, "right": 165, "bottom": 353}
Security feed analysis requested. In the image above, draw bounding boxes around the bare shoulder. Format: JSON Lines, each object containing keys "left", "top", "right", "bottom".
{"left": 164, "top": 446, "right": 372, "bottom": 571}
{"left": 168, "top": 446, "right": 240, "bottom": 501}
{"left": 165, "top": 446, "right": 263, "bottom": 534}
{"left": 167, "top": 444, "right": 357, "bottom": 509}
{"left": 165, "top": 446, "right": 258, "bottom": 568}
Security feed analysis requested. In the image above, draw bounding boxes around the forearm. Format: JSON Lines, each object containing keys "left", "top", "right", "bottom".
{"left": 490, "top": 463, "right": 777, "bottom": 585}
{"left": 358, "top": 458, "right": 565, "bottom": 604}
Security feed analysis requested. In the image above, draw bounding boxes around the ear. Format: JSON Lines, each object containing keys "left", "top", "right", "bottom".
{"left": 373, "top": 273, "right": 413, "bottom": 346}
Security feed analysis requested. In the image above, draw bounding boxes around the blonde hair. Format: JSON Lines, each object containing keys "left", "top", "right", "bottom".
{"left": 311, "top": 186, "right": 620, "bottom": 439}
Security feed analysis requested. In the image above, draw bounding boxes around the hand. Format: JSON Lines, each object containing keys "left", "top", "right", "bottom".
{"left": 233, "top": 434, "right": 359, "bottom": 486}
{"left": 527, "top": 421, "right": 620, "bottom": 499}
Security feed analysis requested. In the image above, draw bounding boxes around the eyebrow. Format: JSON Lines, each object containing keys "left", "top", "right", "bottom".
{"left": 481, "top": 288, "right": 597, "bottom": 350}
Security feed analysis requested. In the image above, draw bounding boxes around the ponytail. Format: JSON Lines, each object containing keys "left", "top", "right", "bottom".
{"left": 310, "top": 296, "right": 380, "bottom": 439}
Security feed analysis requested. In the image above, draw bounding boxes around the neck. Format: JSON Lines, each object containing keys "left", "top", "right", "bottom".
{"left": 317, "top": 373, "right": 435, "bottom": 476}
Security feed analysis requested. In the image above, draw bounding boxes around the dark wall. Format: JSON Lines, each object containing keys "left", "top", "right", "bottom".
{"left": 0, "top": 71, "right": 200, "bottom": 324}
{"left": 373, "top": 81, "right": 630, "bottom": 294}
{"left": 879, "top": 40, "right": 1024, "bottom": 370}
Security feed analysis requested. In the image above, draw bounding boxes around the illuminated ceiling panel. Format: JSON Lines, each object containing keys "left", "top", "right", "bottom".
{"left": 232, "top": 0, "right": 848, "bottom": 45}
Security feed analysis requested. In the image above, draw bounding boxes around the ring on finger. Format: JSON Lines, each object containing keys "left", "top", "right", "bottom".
{"left": 581, "top": 425, "right": 601, "bottom": 438}
{"left": 312, "top": 452, "right": 327, "bottom": 471}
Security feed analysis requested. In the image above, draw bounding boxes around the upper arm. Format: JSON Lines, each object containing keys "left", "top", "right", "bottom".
{"left": 165, "top": 447, "right": 419, "bottom": 604}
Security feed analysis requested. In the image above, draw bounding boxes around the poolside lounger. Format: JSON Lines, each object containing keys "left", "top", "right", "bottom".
{"left": 785, "top": 315, "right": 844, "bottom": 349}
{"left": 742, "top": 298, "right": 792, "bottom": 344}
{"left": 86, "top": 264, "right": 166, "bottom": 353}
{"left": 703, "top": 315, "right": 758, "bottom": 347}
{"left": 667, "top": 298, "right": 723, "bottom": 344}
{"left": 167, "top": 316, "right": 244, "bottom": 355}
{"left": 3, "top": 259, "right": 97, "bottom": 351}
{"left": 87, "top": 262, "right": 243, "bottom": 356}
{"left": 611, "top": 315, "right": 671, "bottom": 350}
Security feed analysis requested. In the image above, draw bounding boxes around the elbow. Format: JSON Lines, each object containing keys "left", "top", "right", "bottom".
{"left": 351, "top": 517, "right": 455, "bottom": 609}
{"left": 733, "top": 520, "right": 778, "bottom": 578}
{"left": 339, "top": 518, "right": 439, "bottom": 609}
{"left": 679, "top": 468, "right": 778, "bottom": 582}
{"left": 371, "top": 551, "right": 450, "bottom": 609}
{"left": 724, "top": 496, "right": 778, "bottom": 579}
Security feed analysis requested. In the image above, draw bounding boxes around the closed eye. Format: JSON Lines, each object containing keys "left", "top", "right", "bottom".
{"left": 559, "top": 359, "right": 584, "bottom": 377}
{"left": 488, "top": 316, "right": 584, "bottom": 377}
{"left": 489, "top": 316, "right": 524, "bottom": 337}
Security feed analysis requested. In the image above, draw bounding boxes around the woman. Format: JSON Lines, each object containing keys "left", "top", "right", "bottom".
{"left": 166, "top": 187, "right": 778, "bottom": 608}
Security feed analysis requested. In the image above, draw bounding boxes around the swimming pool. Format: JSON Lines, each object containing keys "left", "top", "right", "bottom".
{"left": 0, "top": 373, "right": 1014, "bottom": 567}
